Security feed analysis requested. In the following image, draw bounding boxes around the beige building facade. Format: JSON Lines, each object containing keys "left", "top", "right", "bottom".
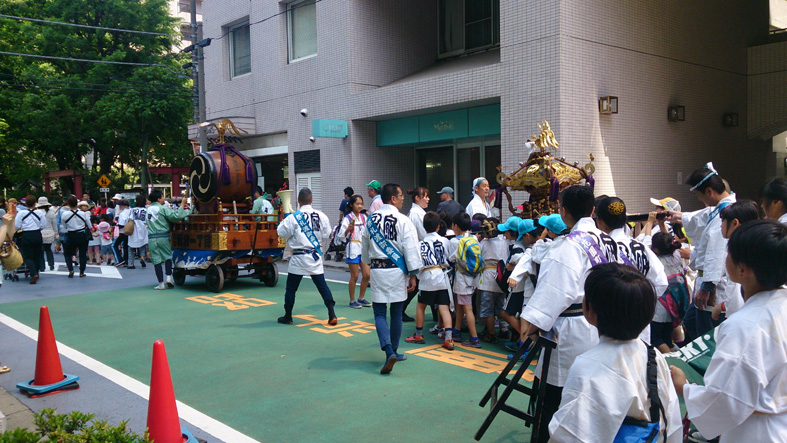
{"left": 195, "top": 0, "right": 787, "bottom": 215}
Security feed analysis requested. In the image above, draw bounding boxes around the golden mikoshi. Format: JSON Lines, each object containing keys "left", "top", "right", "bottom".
{"left": 497, "top": 121, "right": 595, "bottom": 219}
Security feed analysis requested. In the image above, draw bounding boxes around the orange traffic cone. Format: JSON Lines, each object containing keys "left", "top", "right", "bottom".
{"left": 146, "top": 340, "right": 197, "bottom": 443}
{"left": 17, "top": 306, "right": 79, "bottom": 397}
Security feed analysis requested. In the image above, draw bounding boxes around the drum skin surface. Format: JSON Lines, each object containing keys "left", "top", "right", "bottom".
{"left": 189, "top": 148, "right": 255, "bottom": 204}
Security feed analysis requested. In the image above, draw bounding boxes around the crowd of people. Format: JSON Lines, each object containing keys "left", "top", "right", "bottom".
{"left": 276, "top": 169, "right": 787, "bottom": 442}
{"left": 2, "top": 168, "right": 786, "bottom": 441}
{"left": 0, "top": 191, "right": 193, "bottom": 289}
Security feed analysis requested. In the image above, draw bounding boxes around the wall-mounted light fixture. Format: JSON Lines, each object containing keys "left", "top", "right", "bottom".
{"left": 722, "top": 112, "right": 739, "bottom": 127}
{"left": 668, "top": 106, "right": 685, "bottom": 122}
{"left": 598, "top": 96, "right": 618, "bottom": 114}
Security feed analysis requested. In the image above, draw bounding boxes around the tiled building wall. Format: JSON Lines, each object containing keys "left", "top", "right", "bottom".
{"left": 748, "top": 41, "right": 787, "bottom": 141}
{"left": 200, "top": 0, "right": 775, "bottom": 217}
{"left": 558, "top": 0, "right": 771, "bottom": 212}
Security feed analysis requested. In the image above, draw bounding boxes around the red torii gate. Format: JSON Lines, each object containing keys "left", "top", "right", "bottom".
{"left": 149, "top": 166, "right": 190, "bottom": 198}
{"left": 44, "top": 170, "right": 83, "bottom": 197}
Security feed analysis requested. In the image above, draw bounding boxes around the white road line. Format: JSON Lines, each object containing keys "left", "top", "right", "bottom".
{"left": 47, "top": 265, "right": 123, "bottom": 279}
{"left": 0, "top": 312, "right": 260, "bottom": 443}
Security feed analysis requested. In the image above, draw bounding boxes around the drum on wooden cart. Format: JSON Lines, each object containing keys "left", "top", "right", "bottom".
{"left": 170, "top": 214, "right": 284, "bottom": 293}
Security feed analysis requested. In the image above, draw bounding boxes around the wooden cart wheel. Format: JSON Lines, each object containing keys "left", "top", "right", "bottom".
{"left": 173, "top": 268, "right": 186, "bottom": 286}
{"left": 263, "top": 262, "right": 278, "bottom": 287}
{"left": 206, "top": 264, "right": 224, "bottom": 293}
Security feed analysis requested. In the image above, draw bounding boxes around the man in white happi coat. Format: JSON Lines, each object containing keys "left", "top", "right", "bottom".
{"left": 518, "top": 185, "right": 621, "bottom": 442}
{"left": 276, "top": 188, "right": 337, "bottom": 325}
{"left": 362, "top": 183, "right": 423, "bottom": 374}
{"left": 671, "top": 220, "right": 787, "bottom": 442}
{"left": 667, "top": 163, "right": 735, "bottom": 342}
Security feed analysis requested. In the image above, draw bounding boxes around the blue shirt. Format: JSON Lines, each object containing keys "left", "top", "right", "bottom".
{"left": 339, "top": 198, "right": 351, "bottom": 217}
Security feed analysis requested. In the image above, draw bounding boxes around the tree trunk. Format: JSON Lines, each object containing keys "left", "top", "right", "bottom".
{"left": 139, "top": 134, "right": 149, "bottom": 197}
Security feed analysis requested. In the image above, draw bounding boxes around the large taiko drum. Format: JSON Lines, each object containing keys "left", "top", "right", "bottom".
{"left": 189, "top": 145, "right": 256, "bottom": 208}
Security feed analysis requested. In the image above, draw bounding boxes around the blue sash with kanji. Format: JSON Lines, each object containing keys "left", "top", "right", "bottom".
{"left": 294, "top": 211, "right": 322, "bottom": 256}
{"left": 366, "top": 215, "right": 408, "bottom": 274}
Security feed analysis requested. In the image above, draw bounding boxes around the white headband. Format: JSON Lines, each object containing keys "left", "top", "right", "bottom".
{"left": 472, "top": 177, "right": 487, "bottom": 196}
{"left": 689, "top": 162, "right": 717, "bottom": 192}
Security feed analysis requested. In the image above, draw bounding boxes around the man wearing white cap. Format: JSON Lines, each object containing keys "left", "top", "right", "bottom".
{"left": 37, "top": 197, "right": 58, "bottom": 271}
{"left": 436, "top": 186, "right": 463, "bottom": 218}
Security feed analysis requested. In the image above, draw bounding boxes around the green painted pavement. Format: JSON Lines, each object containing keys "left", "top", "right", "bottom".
{"left": 0, "top": 278, "right": 534, "bottom": 442}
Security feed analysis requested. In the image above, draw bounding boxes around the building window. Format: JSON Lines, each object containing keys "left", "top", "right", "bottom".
{"left": 288, "top": 0, "right": 317, "bottom": 62}
{"left": 439, "top": 0, "right": 499, "bottom": 58}
{"left": 229, "top": 22, "right": 251, "bottom": 77}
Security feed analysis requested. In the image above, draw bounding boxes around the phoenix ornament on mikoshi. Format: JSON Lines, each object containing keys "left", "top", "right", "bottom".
{"left": 496, "top": 121, "right": 595, "bottom": 219}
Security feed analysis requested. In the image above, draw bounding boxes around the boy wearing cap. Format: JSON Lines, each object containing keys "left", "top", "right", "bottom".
{"left": 436, "top": 187, "right": 464, "bottom": 218}
{"left": 366, "top": 180, "right": 383, "bottom": 213}
{"left": 499, "top": 217, "right": 542, "bottom": 350}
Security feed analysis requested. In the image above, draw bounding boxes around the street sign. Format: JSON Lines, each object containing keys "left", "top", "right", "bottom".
{"left": 97, "top": 174, "right": 111, "bottom": 188}
{"left": 99, "top": 187, "right": 110, "bottom": 193}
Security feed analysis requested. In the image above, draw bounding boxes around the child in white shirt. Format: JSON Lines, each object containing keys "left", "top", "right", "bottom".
{"left": 550, "top": 262, "right": 683, "bottom": 442}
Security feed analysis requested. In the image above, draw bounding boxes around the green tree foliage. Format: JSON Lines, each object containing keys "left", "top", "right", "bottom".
{"left": 0, "top": 0, "right": 192, "bottom": 197}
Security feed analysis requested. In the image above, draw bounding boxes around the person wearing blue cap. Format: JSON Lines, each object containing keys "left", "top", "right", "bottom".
{"left": 496, "top": 217, "right": 542, "bottom": 350}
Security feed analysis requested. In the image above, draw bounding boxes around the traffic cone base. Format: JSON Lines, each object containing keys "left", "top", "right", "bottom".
{"left": 20, "top": 379, "right": 80, "bottom": 398}
{"left": 181, "top": 426, "right": 199, "bottom": 443}
{"left": 17, "top": 373, "right": 80, "bottom": 396}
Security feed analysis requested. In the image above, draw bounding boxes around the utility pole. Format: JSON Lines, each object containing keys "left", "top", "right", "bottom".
{"left": 190, "top": 0, "right": 208, "bottom": 153}
{"left": 197, "top": 22, "right": 208, "bottom": 152}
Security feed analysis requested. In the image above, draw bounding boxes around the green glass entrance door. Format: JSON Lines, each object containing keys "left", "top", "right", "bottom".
{"left": 456, "top": 147, "right": 480, "bottom": 207}
{"left": 416, "top": 146, "right": 454, "bottom": 211}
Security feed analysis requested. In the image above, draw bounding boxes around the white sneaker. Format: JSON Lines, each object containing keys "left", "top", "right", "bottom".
{"left": 154, "top": 283, "right": 166, "bottom": 290}
{"left": 166, "top": 276, "right": 174, "bottom": 288}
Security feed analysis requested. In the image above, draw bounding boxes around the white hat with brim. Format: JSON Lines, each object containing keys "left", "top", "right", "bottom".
{"left": 36, "top": 196, "right": 51, "bottom": 208}
{"left": 111, "top": 194, "right": 123, "bottom": 200}
{"left": 77, "top": 201, "right": 90, "bottom": 208}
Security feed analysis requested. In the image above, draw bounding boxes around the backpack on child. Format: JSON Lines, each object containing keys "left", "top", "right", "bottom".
{"left": 456, "top": 234, "right": 483, "bottom": 277}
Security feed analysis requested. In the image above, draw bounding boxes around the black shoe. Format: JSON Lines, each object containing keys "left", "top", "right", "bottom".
{"left": 277, "top": 316, "right": 293, "bottom": 325}
{"left": 127, "top": 265, "right": 136, "bottom": 269}
{"left": 380, "top": 354, "right": 397, "bottom": 374}
{"left": 401, "top": 313, "right": 415, "bottom": 322}
{"left": 68, "top": 271, "right": 74, "bottom": 278}
{"left": 140, "top": 261, "right": 146, "bottom": 268}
